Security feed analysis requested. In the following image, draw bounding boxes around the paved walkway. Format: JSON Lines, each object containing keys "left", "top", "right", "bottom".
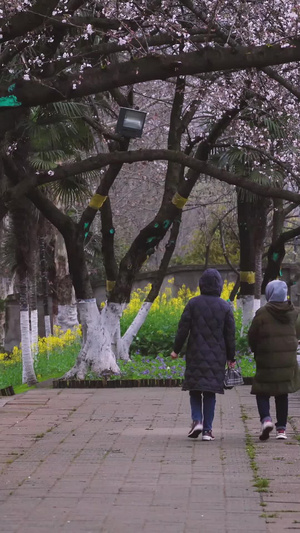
{"left": 0, "top": 385, "right": 300, "bottom": 532}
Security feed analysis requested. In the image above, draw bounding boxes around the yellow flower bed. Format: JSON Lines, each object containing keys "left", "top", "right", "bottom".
{"left": 123, "top": 278, "right": 236, "bottom": 316}
{"left": 0, "top": 325, "right": 82, "bottom": 362}
{"left": 0, "top": 345, "right": 22, "bottom": 364}
{"left": 37, "top": 325, "right": 82, "bottom": 356}
{"left": 0, "top": 280, "right": 235, "bottom": 361}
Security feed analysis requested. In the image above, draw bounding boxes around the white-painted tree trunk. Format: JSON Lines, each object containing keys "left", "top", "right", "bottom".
{"left": 297, "top": 343, "right": 300, "bottom": 366}
{"left": 0, "top": 310, "right": 5, "bottom": 349}
{"left": 112, "top": 325, "right": 128, "bottom": 360}
{"left": 56, "top": 304, "right": 79, "bottom": 331}
{"left": 64, "top": 299, "right": 123, "bottom": 379}
{"left": 238, "top": 295, "right": 255, "bottom": 329}
{"left": 253, "top": 299, "right": 261, "bottom": 314}
{"left": 20, "top": 310, "right": 37, "bottom": 385}
{"left": 261, "top": 294, "right": 267, "bottom": 307}
{"left": 44, "top": 315, "right": 52, "bottom": 337}
{"left": 0, "top": 275, "right": 15, "bottom": 348}
{"left": 53, "top": 230, "right": 79, "bottom": 329}
{"left": 116, "top": 301, "right": 153, "bottom": 360}
{"left": 30, "top": 309, "right": 39, "bottom": 359}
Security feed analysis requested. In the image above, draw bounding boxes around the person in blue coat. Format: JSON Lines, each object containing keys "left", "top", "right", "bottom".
{"left": 171, "top": 268, "right": 236, "bottom": 441}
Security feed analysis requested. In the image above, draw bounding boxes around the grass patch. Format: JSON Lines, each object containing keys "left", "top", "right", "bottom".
{"left": 241, "top": 412, "right": 249, "bottom": 421}
{"left": 0, "top": 340, "right": 80, "bottom": 390}
{"left": 240, "top": 405, "right": 270, "bottom": 496}
{"left": 254, "top": 477, "right": 270, "bottom": 492}
{"left": 35, "top": 433, "right": 45, "bottom": 439}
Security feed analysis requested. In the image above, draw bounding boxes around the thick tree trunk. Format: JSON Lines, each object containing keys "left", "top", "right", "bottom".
{"left": 11, "top": 196, "right": 38, "bottom": 385}
{"left": 27, "top": 191, "right": 121, "bottom": 377}
{"left": 61, "top": 225, "right": 124, "bottom": 377}
{"left": 53, "top": 231, "right": 79, "bottom": 331}
{"left": 64, "top": 300, "right": 122, "bottom": 378}
{"left": 238, "top": 190, "right": 269, "bottom": 323}
{"left": 0, "top": 298, "right": 5, "bottom": 350}
{"left": 237, "top": 191, "right": 255, "bottom": 324}
{"left": 56, "top": 302, "right": 78, "bottom": 332}
{"left": 0, "top": 219, "right": 10, "bottom": 349}
{"left": 254, "top": 250, "right": 263, "bottom": 312}
{"left": 0, "top": 276, "right": 13, "bottom": 350}
{"left": 261, "top": 199, "right": 300, "bottom": 293}
{"left": 253, "top": 197, "right": 269, "bottom": 310}
{"left": 238, "top": 192, "right": 255, "bottom": 298}
{"left": 261, "top": 199, "right": 286, "bottom": 293}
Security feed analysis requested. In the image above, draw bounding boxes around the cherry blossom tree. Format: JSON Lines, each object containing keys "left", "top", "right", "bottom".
{"left": 2, "top": 0, "right": 300, "bottom": 375}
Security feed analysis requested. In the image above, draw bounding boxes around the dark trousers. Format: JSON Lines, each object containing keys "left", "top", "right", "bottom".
{"left": 256, "top": 394, "right": 288, "bottom": 430}
{"left": 189, "top": 390, "right": 216, "bottom": 431}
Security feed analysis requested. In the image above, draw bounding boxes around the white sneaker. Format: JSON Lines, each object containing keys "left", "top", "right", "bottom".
{"left": 259, "top": 420, "right": 274, "bottom": 441}
{"left": 188, "top": 420, "right": 203, "bottom": 438}
{"left": 202, "top": 431, "right": 215, "bottom": 441}
{"left": 276, "top": 429, "right": 287, "bottom": 440}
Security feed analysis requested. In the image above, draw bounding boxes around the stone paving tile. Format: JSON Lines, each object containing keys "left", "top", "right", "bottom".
{"left": 0, "top": 387, "right": 300, "bottom": 531}
{"left": 237, "top": 386, "right": 300, "bottom": 532}
{"left": 62, "top": 521, "right": 109, "bottom": 533}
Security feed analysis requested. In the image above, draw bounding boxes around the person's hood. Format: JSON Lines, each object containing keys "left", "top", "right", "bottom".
{"left": 266, "top": 301, "right": 295, "bottom": 324}
{"left": 199, "top": 268, "right": 223, "bottom": 296}
{"left": 265, "top": 280, "right": 288, "bottom": 302}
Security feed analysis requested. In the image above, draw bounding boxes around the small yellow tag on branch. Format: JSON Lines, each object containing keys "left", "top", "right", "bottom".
{"left": 171, "top": 192, "right": 188, "bottom": 209}
{"left": 240, "top": 271, "right": 255, "bottom": 284}
{"left": 89, "top": 194, "right": 107, "bottom": 210}
{"left": 106, "top": 280, "right": 116, "bottom": 291}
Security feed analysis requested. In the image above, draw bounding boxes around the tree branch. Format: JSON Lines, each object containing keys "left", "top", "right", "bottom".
{"left": 181, "top": 0, "right": 300, "bottom": 103}
{"left": 3, "top": 43, "right": 300, "bottom": 113}
{"left": 3, "top": 146, "right": 300, "bottom": 223}
{"left": 0, "top": 0, "right": 60, "bottom": 43}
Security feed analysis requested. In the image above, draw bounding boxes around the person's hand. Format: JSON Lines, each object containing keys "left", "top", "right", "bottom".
{"left": 170, "top": 351, "right": 178, "bottom": 359}
{"left": 227, "top": 360, "right": 236, "bottom": 369}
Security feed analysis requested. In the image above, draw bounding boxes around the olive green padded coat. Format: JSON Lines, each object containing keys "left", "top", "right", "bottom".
{"left": 248, "top": 301, "right": 300, "bottom": 396}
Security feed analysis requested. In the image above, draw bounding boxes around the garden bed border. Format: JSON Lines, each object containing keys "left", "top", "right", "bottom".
{"left": 0, "top": 386, "right": 15, "bottom": 396}
{"left": 53, "top": 377, "right": 253, "bottom": 389}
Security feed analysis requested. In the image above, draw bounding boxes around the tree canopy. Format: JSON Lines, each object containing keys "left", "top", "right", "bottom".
{"left": 3, "top": 0, "right": 300, "bottom": 378}
{"left": 1, "top": 0, "right": 300, "bottom": 205}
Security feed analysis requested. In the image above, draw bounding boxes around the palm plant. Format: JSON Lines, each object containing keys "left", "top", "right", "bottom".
{"left": 28, "top": 100, "right": 98, "bottom": 333}
{"left": 1, "top": 99, "right": 101, "bottom": 381}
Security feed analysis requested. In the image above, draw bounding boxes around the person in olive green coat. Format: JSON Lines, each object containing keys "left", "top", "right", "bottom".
{"left": 248, "top": 280, "right": 300, "bottom": 441}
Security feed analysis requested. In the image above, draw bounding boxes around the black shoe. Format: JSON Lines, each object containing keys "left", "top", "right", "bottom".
{"left": 188, "top": 420, "right": 203, "bottom": 438}
{"left": 259, "top": 420, "right": 274, "bottom": 441}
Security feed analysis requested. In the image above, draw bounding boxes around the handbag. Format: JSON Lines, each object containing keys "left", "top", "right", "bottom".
{"left": 224, "top": 365, "right": 244, "bottom": 389}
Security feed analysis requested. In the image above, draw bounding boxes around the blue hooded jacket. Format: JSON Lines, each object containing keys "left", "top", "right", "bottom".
{"left": 173, "top": 269, "right": 236, "bottom": 393}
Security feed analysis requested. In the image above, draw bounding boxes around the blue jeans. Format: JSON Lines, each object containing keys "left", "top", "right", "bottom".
{"left": 256, "top": 394, "right": 288, "bottom": 430}
{"left": 189, "top": 390, "right": 216, "bottom": 431}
